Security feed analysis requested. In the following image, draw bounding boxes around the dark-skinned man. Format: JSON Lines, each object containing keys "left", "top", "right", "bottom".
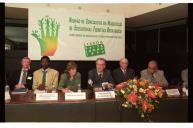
{"left": 32, "top": 56, "right": 59, "bottom": 92}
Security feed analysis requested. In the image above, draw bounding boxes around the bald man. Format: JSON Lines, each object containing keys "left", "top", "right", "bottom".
{"left": 140, "top": 60, "right": 168, "bottom": 87}
{"left": 113, "top": 58, "right": 135, "bottom": 84}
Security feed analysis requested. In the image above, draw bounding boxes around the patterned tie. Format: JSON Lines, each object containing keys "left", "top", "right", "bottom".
{"left": 98, "top": 73, "right": 102, "bottom": 82}
{"left": 123, "top": 69, "right": 126, "bottom": 75}
{"left": 42, "top": 70, "right": 47, "bottom": 85}
{"left": 151, "top": 73, "right": 156, "bottom": 83}
{"left": 21, "top": 70, "right": 27, "bottom": 85}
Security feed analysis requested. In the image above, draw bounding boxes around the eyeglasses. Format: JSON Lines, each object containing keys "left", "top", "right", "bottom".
{"left": 96, "top": 64, "right": 105, "bottom": 66}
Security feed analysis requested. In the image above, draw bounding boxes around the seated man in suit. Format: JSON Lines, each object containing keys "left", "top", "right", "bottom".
{"left": 88, "top": 58, "right": 114, "bottom": 90}
{"left": 113, "top": 58, "right": 135, "bottom": 84}
{"left": 32, "top": 56, "right": 59, "bottom": 92}
{"left": 140, "top": 60, "right": 168, "bottom": 88}
{"left": 8, "top": 57, "right": 33, "bottom": 91}
{"left": 181, "top": 68, "right": 188, "bottom": 88}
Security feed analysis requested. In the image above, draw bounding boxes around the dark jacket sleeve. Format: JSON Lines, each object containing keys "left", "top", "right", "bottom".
{"left": 25, "top": 70, "right": 33, "bottom": 90}
{"left": 107, "top": 70, "right": 115, "bottom": 86}
{"left": 7, "top": 71, "right": 19, "bottom": 91}
{"left": 130, "top": 69, "right": 135, "bottom": 79}
{"left": 113, "top": 69, "right": 120, "bottom": 85}
{"left": 88, "top": 70, "right": 93, "bottom": 80}
{"left": 88, "top": 69, "right": 95, "bottom": 83}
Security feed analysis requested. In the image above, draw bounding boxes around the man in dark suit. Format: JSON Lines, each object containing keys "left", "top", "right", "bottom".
{"left": 113, "top": 58, "right": 135, "bottom": 84}
{"left": 7, "top": 57, "right": 33, "bottom": 91}
{"left": 88, "top": 58, "right": 114, "bottom": 89}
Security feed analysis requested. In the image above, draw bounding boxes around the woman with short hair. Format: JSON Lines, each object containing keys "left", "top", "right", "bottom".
{"left": 58, "top": 61, "right": 81, "bottom": 93}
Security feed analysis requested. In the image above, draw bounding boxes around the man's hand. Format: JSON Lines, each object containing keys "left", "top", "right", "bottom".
{"left": 38, "top": 84, "right": 46, "bottom": 90}
{"left": 15, "top": 84, "right": 24, "bottom": 89}
{"left": 94, "top": 87, "right": 103, "bottom": 92}
{"left": 46, "top": 89, "right": 53, "bottom": 93}
{"left": 106, "top": 83, "right": 113, "bottom": 89}
{"left": 102, "top": 82, "right": 113, "bottom": 90}
{"left": 62, "top": 88, "right": 71, "bottom": 93}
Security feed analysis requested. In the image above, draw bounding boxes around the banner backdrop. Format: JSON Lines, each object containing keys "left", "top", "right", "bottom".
{"left": 28, "top": 8, "right": 125, "bottom": 60}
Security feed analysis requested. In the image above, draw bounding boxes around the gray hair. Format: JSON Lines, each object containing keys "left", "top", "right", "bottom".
{"left": 148, "top": 60, "right": 158, "bottom": 66}
{"left": 96, "top": 58, "right": 106, "bottom": 64}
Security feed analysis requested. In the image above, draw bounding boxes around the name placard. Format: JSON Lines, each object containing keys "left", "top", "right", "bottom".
{"left": 95, "top": 91, "right": 115, "bottom": 99}
{"left": 34, "top": 90, "right": 46, "bottom": 94}
{"left": 65, "top": 92, "right": 86, "bottom": 101}
{"left": 36, "top": 93, "right": 58, "bottom": 101}
{"left": 166, "top": 89, "right": 180, "bottom": 97}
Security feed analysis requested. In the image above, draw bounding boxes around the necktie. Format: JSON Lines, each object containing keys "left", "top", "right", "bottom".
{"left": 123, "top": 69, "right": 126, "bottom": 75}
{"left": 151, "top": 73, "right": 156, "bottom": 83}
{"left": 42, "top": 70, "right": 47, "bottom": 85}
{"left": 21, "top": 70, "right": 27, "bottom": 85}
{"left": 98, "top": 73, "right": 102, "bottom": 82}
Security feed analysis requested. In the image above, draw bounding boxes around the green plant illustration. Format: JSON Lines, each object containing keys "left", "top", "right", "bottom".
{"left": 31, "top": 16, "right": 60, "bottom": 56}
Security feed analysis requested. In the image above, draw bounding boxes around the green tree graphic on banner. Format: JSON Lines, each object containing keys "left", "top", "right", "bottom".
{"left": 31, "top": 16, "right": 60, "bottom": 56}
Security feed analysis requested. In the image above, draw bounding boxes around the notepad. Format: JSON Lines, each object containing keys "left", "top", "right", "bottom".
{"left": 11, "top": 88, "right": 28, "bottom": 94}
{"left": 166, "top": 89, "right": 180, "bottom": 97}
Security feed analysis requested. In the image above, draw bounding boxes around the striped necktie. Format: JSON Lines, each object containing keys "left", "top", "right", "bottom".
{"left": 98, "top": 73, "right": 102, "bottom": 82}
{"left": 123, "top": 69, "right": 127, "bottom": 76}
{"left": 21, "top": 70, "right": 27, "bottom": 85}
{"left": 42, "top": 70, "right": 47, "bottom": 85}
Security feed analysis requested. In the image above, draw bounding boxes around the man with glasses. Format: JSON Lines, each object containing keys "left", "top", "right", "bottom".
{"left": 140, "top": 60, "right": 168, "bottom": 88}
{"left": 88, "top": 58, "right": 114, "bottom": 90}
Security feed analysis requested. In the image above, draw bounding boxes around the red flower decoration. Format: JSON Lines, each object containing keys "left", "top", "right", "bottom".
{"left": 116, "top": 82, "right": 125, "bottom": 90}
{"left": 127, "top": 93, "right": 138, "bottom": 105}
{"left": 147, "top": 89, "right": 156, "bottom": 99}
{"left": 142, "top": 100, "right": 149, "bottom": 112}
{"left": 152, "top": 83, "right": 161, "bottom": 88}
{"left": 153, "top": 83, "right": 163, "bottom": 92}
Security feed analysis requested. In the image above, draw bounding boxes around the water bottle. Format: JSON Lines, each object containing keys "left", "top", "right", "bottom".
{"left": 5, "top": 85, "right": 9, "bottom": 92}
{"left": 88, "top": 79, "right": 93, "bottom": 87}
{"left": 5, "top": 85, "right": 11, "bottom": 102}
{"left": 52, "top": 85, "right": 57, "bottom": 93}
{"left": 77, "top": 84, "right": 81, "bottom": 92}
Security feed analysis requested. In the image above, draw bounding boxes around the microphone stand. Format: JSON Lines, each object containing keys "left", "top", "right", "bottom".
{"left": 87, "top": 79, "right": 94, "bottom": 99}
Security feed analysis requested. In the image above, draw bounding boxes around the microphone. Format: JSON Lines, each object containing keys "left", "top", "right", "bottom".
{"left": 88, "top": 78, "right": 94, "bottom": 99}
{"left": 88, "top": 79, "right": 93, "bottom": 87}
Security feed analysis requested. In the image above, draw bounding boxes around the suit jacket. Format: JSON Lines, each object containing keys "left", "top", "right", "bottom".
{"left": 140, "top": 69, "right": 168, "bottom": 87}
{"left": 7, "top": 69, "right": 33, "bottom": 91}
{"left": 32, "top": 68, "right": 59, "bottom": 90}
{"left": 88, "top": 69, "right": 114, "bottom": 87}
{"left": 113, "top": 68, "right": 135, "bottom": 84}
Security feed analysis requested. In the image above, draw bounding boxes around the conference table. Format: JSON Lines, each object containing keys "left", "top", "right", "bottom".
{"left": 5, "top": 90, "right": 188, "bottom": 122}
